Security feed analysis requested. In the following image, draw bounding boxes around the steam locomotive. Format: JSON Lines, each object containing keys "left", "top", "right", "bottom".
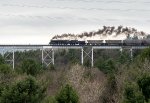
{"left": 49, "top": 39, "right": 150, "bottom": 46}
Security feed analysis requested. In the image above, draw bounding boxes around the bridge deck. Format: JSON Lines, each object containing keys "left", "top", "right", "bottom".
{"left": 0, "top": 45, "right": 149, "bottom": 49}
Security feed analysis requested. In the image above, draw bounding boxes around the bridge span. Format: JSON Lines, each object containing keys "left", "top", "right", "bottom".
{"left": 0, "top": 44, "right": 149, "bottom": 69}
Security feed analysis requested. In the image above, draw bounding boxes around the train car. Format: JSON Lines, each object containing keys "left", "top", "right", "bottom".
{"left": 87, "top": 40, "right": 104, "bottom": 46}
{"left": 78, "top": 41, "right": 86, "bottom": 46}
{"left": 50, "top": 40, "right": 69, "bottom": 45}
{"left": 141, "top": 39, "right": 150, "bottom": 46}
{"left": 69, "top": 40, "right": 86, "bottom": 46}
{"left": 105, "top": 40, "right": 122, "bottom": 46}
{"left": 123, "top": 40, "right": 142, "bottom": 46}
{"left": 69, "top": 40, "right": 79, "bottom": 45}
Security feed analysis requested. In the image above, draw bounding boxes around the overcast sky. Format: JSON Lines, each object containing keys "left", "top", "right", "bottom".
{"left": 0, "top": 0, "right": 150, "bottom": 44}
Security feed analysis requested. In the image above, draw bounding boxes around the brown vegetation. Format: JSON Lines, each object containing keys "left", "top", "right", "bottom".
{"left": 66, "top": 65, "right": 107, "bottom": 103}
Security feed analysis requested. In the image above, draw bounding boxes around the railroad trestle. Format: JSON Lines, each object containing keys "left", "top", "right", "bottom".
{"left": 0, "top": 45, "right": 149, "bottom": 69}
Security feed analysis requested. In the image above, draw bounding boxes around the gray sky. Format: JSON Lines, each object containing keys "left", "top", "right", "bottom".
{"left": 0, "top": 0, "right": 150, "bottom": 44}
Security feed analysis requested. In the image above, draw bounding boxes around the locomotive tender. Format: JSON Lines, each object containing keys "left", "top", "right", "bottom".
{"left": 49, "top": 39, "right": 150, "bottom": 46}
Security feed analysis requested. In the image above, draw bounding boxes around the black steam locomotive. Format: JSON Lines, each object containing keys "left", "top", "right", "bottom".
{"left": 49, "top": 39, "right": 150, "bottom": 46}
{"left": 50, "top": 40, "right": 86, "bottom": 46}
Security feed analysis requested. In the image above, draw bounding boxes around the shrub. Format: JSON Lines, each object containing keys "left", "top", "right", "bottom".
{"left": 0, "top": 54, "right": 5, "bottom": 65}
{"left": 118, "top": 51, "right": 130, "bottom": 64}
{"left": 42, "top": 96, "right": 57, "bottom": 103}
{"left": 140, "top": 48, "right": 150, "bottom": 61}
{"left": 96, "top": 59, "right": 116, "bottom": 74}
{"left": 0, "top": 76, "right": 45, "bottom": 103}
{"left": 101, "top": 74, "right": 118, "bottom": 103}
{"left": 124, "top": 83, "right": 145, "bottom": 103}
{"left": 21, "top": 59, "right": 41, "bottom": 76}
{"left": 138, "top": 74, "right": 150, "bottom": 102}
{"left": 49, "top": 64, "right": 55, "bottom": 70}
{"left": 67, "top": 49, "right": 79, "bottom": 64}
{"left": 0, "top": 64, "right": 14, "bottom": 97}
{"left": 0, "top": 64, "right": 12, "bottom": 74}
{"left": 84, "top": 59, "right": 91, "bottom": 68}
{"left": 56, "top": 84, "right": 79, "bottom": 103}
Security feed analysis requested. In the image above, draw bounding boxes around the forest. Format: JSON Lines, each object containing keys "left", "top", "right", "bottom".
{"left": 0, "top": 47, "right": 150, "bottom": 103}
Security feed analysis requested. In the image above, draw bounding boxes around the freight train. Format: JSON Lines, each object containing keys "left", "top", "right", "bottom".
{"left": 49, "top": 39, "right": 150, "bottom": 46}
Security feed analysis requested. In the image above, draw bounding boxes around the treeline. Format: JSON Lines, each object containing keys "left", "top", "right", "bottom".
{"left": 0, "top": 50, "right": 79, "bottom": 103}
{"left": 123, "top": 48, "right": 150, "bottom": 103}
{"left": 48, "top": 48, "right": 150, "bottom": 102}
{"left": 0, "top": 47, "right": 150, "bottom": 102}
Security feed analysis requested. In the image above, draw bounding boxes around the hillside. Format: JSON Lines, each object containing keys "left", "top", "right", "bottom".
{"left": 0, "top": 44, "right": 150, "bottom": 103}
{"left": 52, "top": 26, "right": 149, "bottom": 40}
